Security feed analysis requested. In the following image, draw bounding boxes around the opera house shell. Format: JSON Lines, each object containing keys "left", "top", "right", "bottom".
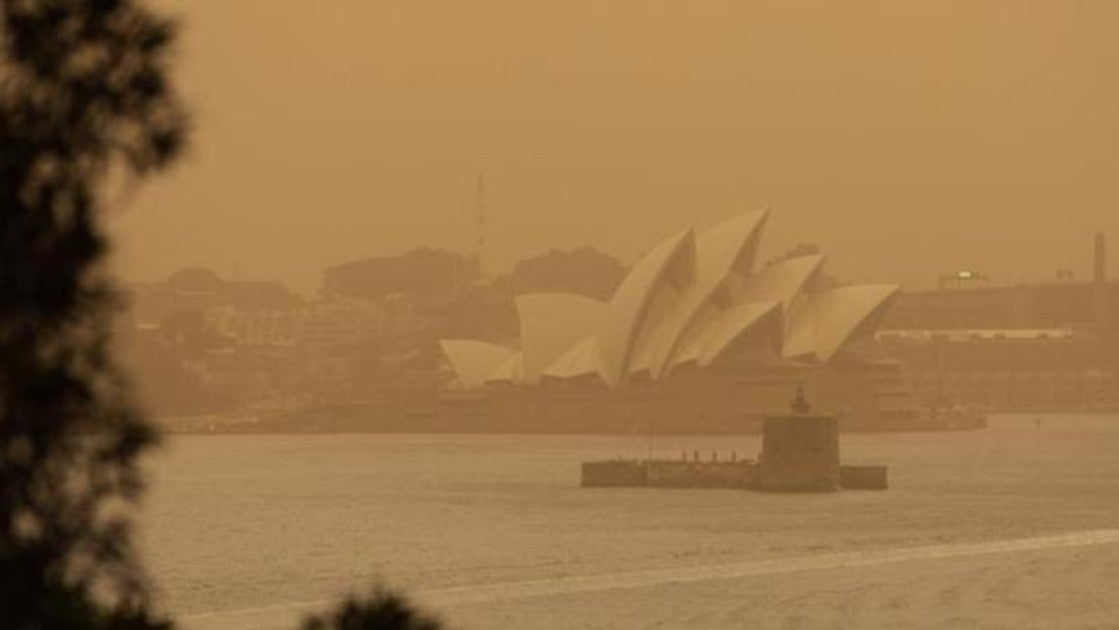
{"left": 438, "top": 211, "right": 916, "bottom": 433}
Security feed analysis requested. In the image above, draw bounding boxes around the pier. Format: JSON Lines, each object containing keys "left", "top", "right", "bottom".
{"left": 581, "top": 386, "right": 889, "bottom": 492}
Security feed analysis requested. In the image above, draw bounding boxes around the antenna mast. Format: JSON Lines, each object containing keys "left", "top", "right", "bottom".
{"left": 474, "top": 172, "right": 487, "bottom": 280}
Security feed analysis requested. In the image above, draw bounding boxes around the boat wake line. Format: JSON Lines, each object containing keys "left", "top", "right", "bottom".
{"left": 182, "top": 529, "right": 1119, "bottom": 625}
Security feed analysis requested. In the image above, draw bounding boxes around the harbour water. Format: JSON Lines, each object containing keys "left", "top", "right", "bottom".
{"left": 140, "top": 415, "right": 1119, "bottom": 629}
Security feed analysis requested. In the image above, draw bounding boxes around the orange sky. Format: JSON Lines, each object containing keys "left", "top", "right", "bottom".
{"left": 111, "top": 1, "right": 1119, "bottom": 294}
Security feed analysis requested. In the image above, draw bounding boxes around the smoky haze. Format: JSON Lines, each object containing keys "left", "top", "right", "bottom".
{"left": 113, "top": 0, "right": 1118, "bottom": 293}
{"left": 50, "top": 1, "right": 1119, "bottom": 628}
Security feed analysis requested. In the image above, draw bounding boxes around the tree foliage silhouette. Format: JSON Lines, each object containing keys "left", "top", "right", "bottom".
{"left": 302, "top": 589, "right": 440, "bottom": 630}
{"left": 1, "top": 0, "right": 185, "bottom": 626}
{"left": 2, "top": 2, "right": 440, "bottom": 628}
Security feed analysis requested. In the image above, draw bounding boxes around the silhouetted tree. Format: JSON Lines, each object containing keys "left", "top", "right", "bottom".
{"left": 2, "top": 2, "right": 440, "bottom": 628}
{"left": 498, "top": 246, "right": 627, "bottom": 301}
{"left": 302, "top": 589, "right": 440, "bottom": 630}
{"left": 1, "top": 0, "right": 186, "bottom": 626}
{"left": 322, "top": 248, "right": 470, "bottom": 300}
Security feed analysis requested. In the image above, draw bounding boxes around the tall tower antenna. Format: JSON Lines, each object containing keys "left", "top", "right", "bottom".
{"left": 474, "top": 172, "right": 487, "bottom": 279}
{"left": 1094, "top": 231, "right": 1108, "bottom": 331}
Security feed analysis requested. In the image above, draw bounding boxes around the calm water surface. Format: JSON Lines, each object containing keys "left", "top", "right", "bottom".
{"left": 139, "top": 415, "right": 1119, "bottom": 628}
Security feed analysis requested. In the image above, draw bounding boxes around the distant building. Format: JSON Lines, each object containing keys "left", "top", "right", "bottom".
{"left": 878, "top": 234, "right": 1118, "bottom": 411}
{"left": 883, "top": 281, "right": 1118, "bottom": 332}
{"left": 937, "top": 270, "right": 990, "bottom": 291}
{"left": 130, "top": 267, "right": 302, "bottom": 332}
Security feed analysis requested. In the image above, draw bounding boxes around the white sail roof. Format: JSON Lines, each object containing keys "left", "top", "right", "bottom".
{"left": 597, "top": 228, "right": 694, "bottom": 386}
{"left": 735, "top": 253, "right": 825, "bottom": 313}
{"left": 541, "top": 336, "right": 605, "bottom": 382}
{"left": 813, "top": 284, "right": 899, "bottom": 360}
{"left": 515, "top": 293, "right": 606, "bottom": 384}
{"left": 783, "top": 284, "right": 899, "bottom": 361}
{"left": 629, "top": 211, "right": 769, "bottom": 378}
{"left": 627, "top": 282, "right": 713, "bottom": 377}
{"left": 694, "top": 210, "right": 768, "bottom": 284}
{"left": 783, "top": 305, "right": 817, "bottom": 359}
{"left": 693, "top": 301, "right": 782, "bottom": 366}
{"left": 438, "top": 211, "right": 900, "bottom": 390}
{"left": 439, "top": 339, "right": 517, "bottom": 389}
{"left": 485, "top": 352, "right": 523, "bottom": 385}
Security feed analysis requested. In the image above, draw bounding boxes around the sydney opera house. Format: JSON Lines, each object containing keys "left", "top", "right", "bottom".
{"left": 437, "top": 211, "right": 943, "bottom": 433}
